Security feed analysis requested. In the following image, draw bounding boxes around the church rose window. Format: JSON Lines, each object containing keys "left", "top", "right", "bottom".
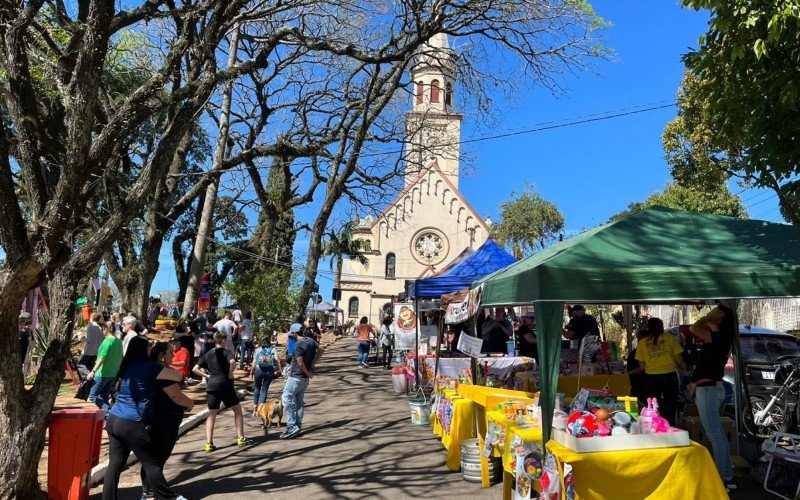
{"left": 430, "top": 79, "right": 440, "bottom": 103}
{"left": 414, "top": 231, "right": 444, "bottom": 263}
{"left": 348, "top": 297, "right": 359, "bottom": 317}
{"left": 386, "top": 253, "right": 396, "bottom": 278}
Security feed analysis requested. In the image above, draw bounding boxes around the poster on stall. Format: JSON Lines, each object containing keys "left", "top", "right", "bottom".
{"left": 392, "top": 303, "right": 417, "bottom": 350}
{"left": 457, "top": 333, "right": 483, "bottom": 358}
{"left": 445, "top": 298, "right": 470, "bottom": 324}
{"left": 467, "top": 284, "right": 483, "bottom": 317}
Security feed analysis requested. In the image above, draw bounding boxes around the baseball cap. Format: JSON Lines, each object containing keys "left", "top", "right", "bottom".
{"left": 289, "top": 323, "right": 303, "bottom": 333}
{"left": 19, "top": 312, "right": 32, "bottom": 322}
{"left": 522, "top": 311, "right": 536, "bottom": 318}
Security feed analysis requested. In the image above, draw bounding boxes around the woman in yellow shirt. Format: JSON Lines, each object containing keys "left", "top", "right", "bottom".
{"left": 633, "top": 317, "right": 686, "bottom": 426}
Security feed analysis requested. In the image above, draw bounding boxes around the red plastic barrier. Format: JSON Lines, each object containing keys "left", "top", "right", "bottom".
{"left": 48, "top": 409, "right": 105, "bottom": 500}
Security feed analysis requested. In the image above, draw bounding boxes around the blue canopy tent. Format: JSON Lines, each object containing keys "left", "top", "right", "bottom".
{"left": 406, "top": 238, "right": 516, "bottom": 388}
{"left": 408, "top": 238, "right": 517, "bottom": 299}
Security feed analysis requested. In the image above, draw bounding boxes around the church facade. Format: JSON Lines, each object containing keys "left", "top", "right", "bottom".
{"left": 337, "top": 34, "right": 490, "bottom": 323}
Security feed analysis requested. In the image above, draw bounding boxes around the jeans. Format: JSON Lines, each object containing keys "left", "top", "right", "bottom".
{"left": 88, "top": 377, "right": 116, "bottom": 411}
{"left": 357, "top": 341, "right": 370, "bottom": 364}
{"left": 282, "top": 376, "right": 310, "bottom": 432}
{"left": 381, "top": 345, "right": 393, "bottom": 368}
{"left": 238, "top": 340, "right": 254, "bottom": 367}
{"left": 104, "top": 414, "right": 176, "bottom": 500}
{"left": 696, "top": 384, "right": 733, "bottom": 480}
{"left": 253, "top": 369, "right": 275, "bottom": 407}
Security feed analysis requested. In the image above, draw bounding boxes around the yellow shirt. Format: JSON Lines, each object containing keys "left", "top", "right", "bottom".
{"left": 635, "top": 334, "right": 682, "bottom": 375}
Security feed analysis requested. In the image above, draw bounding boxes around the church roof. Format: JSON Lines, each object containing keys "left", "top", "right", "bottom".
{"left": 370, "top": 161, "right": 490, "bottom": 233}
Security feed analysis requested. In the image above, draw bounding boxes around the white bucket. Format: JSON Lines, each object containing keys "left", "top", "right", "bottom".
{"left": 409, "top": 397, "right": 431, "bottom": 425}
{"left": 392, "top": 373, "right": 408, "bottom": 395}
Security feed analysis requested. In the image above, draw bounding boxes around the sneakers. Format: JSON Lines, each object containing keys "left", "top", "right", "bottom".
{"left": 724, "top": 478, "right": 737, "bottom": 491}
{"left": 204, "top": 442, "right": 217, "bottom": 452}
{"left": 237, "top": 437, "right": 254, "bottom": 447}
{"left": 280, "top": 428, "right": 302, "bottom": 440}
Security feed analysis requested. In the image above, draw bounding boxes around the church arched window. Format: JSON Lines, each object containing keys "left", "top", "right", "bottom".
{"left": 430, "top": 79, "right": 440, "bottom": 103}
{"left": 348, "top": 297, "right": 359, "bottom": 317}
{"left": 416, "top": 81, "right": 424, "bottom": 104}
{"left": 385, "top": 253, "right": 396, "bottom": 278}
{"left": 445, "top": 82, "right": 453, "bottom": 106}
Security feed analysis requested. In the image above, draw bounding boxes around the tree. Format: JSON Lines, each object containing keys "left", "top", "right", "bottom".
{"left": 679, "top": 1, "right": 800, "bottom": 223}
{"left": 611, "top": 181, "right": 747, "bottom": 221}
{"left": 228, "top": 266, "right": 300, "bottom": 339}
{"left": 323, "top": 222, "right": 370, "bottom": 285}
{"left": 491, "top": 184, "right": 565, "bottom": 258}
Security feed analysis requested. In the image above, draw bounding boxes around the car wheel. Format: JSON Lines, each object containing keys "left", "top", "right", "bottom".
{"left": 743, "top": 395, "right": 790, "bottom": 440}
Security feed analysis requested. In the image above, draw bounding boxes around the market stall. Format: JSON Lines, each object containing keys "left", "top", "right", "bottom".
{"left": 469, "top": 206, "right": 800, "bottom": 497}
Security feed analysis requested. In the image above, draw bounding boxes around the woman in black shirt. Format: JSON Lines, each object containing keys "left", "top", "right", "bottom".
{"left": 688, "top": 305, "right": 735, "bottom": 490}
{"left": 140, "top": 342, "right": 193, "bottom": 499}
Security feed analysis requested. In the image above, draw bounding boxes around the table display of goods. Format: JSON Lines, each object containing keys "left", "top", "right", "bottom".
{"left": 555, "top": 397, "right": 690, "bottom": 453}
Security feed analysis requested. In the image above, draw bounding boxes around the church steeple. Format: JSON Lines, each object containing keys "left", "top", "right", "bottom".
{"left": 406, "top": 33, "right": 462, "bottom": 188}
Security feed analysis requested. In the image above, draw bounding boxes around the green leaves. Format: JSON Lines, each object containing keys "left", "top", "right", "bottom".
{"left": 490, "top": 183, "right": 565, "bottom": 259}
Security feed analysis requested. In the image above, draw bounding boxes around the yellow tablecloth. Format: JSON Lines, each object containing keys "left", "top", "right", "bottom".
{"left": 487, "top": 410, "right": 544, "bottom": 473}
{"left": 545, "top": 440, "right": 728, "bottom": 499}
{"left": 431, "top": 389, "right": 476, "bottom": 471}
{"left": 457, "top": 385, "right": 537, "bottom": 408}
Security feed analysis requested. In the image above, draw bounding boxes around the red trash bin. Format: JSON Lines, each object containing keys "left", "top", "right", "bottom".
{"left": 48, "top": 409, "right": 105, "bottom": 500}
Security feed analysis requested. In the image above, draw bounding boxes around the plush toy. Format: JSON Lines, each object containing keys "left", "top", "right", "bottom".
{"left": 640, "top": 398, "right": 671, "bottom": 433}
{"left": 566, "top": 410, "right": 599, "bottom": 438}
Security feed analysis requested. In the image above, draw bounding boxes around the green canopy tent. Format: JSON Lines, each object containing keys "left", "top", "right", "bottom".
{"left": 471, "top": 206, "right": 800, "bottom": 442}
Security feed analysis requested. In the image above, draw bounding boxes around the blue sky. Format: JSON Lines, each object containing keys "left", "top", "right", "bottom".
{"left": 150, "top": 1, "right": 783, "bottom": 300}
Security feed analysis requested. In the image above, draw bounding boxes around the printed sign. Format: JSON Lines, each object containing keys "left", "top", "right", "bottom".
{"left": 445, "top": 299, "right": 470, "bottom": 324}
{"left": 457, "top": 333, "right": 483, "bottom": 358}
{"left": 467, "top": 284, "right": 483, "bottom": 318}
{"left": 392, "top": 303, "right": 417, "bottom": 350}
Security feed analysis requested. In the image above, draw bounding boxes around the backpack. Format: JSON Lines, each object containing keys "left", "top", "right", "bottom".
{"left": 257, "top": 347, "right": 276, "bottom": 371}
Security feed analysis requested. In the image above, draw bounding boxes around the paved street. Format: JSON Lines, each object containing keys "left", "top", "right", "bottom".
{"left": 92, "top": 339, "right": 499, "bottom": 499}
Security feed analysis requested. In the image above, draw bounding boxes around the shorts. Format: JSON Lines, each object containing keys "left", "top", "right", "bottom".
{"left": 206, "top": 389, "right": 239, "bottom": 410}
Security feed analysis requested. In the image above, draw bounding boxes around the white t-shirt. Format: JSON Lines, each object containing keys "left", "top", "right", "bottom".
{"left": 233, "top": 309, "right": 243, "bottom": 322}
{"left": 214, "top": 318, "right": 236, "bottom": 352}
{"left": 241, "top": 319, "right": 253, "bottom": 341}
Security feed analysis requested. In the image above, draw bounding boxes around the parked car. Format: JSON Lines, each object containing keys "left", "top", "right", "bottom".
{"left": 725, "top": 326, "right": 800, "bottom": 438}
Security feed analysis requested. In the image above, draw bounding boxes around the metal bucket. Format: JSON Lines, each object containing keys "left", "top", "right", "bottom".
{"left": 460, "top": 438, "right": 500, "bottom": 483}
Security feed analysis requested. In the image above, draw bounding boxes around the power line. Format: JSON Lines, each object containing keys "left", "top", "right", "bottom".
{"left": 168, "top": 101, "right": 677, "bottom": 178}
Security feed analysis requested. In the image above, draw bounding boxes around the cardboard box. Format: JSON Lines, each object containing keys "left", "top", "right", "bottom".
{"left": 553, "top": 428, "right": 690, "bottom": 453}
{"left": 680, "top": 415, "right": 739, "bottom": 456}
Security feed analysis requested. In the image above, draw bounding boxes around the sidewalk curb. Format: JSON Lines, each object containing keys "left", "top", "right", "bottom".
{"left": 89, "top": 408, "right": 210, "bottom": 486}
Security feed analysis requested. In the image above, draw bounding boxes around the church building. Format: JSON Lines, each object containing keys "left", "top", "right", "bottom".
{"left": 337, "top": 34, "right": 490, "bottom": 323}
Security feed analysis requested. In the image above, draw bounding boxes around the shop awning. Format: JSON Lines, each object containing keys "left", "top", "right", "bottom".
{"left": 408, "top": 238, "right": 516, "bottom": 299}
{"left": 476, "top": 206, "right": 800, "bottom": 305}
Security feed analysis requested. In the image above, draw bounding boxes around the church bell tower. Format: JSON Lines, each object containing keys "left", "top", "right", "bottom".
{"left": 406, "top": 33, "right": 463, "bottom": 188}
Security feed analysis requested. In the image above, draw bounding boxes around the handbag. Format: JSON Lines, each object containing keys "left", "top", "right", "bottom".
{"left": 75, "top": 379, "right": 93, "bottom": 401}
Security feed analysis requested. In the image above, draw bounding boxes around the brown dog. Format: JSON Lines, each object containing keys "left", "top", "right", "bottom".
{"left": 256, "top": 399, "right": 283, "bottom": 432}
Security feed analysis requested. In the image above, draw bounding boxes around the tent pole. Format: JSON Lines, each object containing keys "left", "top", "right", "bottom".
{"left": 471, "top": 308, "right": 479, "bottom": 385}
{"left": 414, "top": 296, "right": 420, "bottom": 391}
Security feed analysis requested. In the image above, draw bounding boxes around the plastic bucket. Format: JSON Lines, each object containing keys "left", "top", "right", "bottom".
{"left": 392, "top": 373, "right": 408, "bottom": 395}
{"left": 506, "top": 340, "right": 515, "bottom": 356}
{"left": 409, "top": 396, "right": 431, "bottom": 425}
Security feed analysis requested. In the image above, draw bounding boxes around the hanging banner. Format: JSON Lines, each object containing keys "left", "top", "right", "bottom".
{"left": 445, "top": 299, "right": 470, "bottom": 324}
{"left": 467, "top": 284, "right": 484, "bottom": 317}
{"left": 392, "top": 303, "right": 417, "bottom": 350}
{"left": 457, "top": 333, "right": 484, "bottom": 358}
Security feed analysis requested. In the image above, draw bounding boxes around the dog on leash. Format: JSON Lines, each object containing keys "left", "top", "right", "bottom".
{"left": 255, "top": 399, "right": 283, "bottom": 432}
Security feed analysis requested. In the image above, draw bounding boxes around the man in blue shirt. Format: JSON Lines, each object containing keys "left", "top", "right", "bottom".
{"left": 280, "top": 328, "right": 325, "bottom": 439}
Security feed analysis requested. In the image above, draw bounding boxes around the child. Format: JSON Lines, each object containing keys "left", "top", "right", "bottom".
{"left": 193, "top": 332, "right": 252, "bottom": 451}
{"left": 169, "top": 339, "right": 190, "bottom": 380}
{"left": 250, "top": 336, "right": 282, "bottom": 412}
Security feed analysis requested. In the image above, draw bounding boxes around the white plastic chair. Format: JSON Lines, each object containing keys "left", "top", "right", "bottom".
{"left": 761, "top": 431, "right": 800, "bottom": 499}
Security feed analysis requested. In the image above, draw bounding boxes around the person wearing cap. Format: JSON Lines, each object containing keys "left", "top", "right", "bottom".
{"left": 18, "top": 312, "right": 35, "bottom": 367}
{"left": 517, "top": 312, "right": 538, "bottom": 361}
{"left": 281, "top": 327, "right": 325, "bottom": 440}
{"left": 287, "top": 323, "right": 302, "bottom": 366}
{"left": 563, "top": 305, "right": 600, "bottom": 345}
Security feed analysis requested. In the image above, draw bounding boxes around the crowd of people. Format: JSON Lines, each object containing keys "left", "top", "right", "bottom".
{"left": 64, "top": 306, "right": 328, "bottom": 500}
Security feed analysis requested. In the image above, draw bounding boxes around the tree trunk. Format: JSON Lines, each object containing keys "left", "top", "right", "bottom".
{"left": 295, "top": 195, "right": 338, "bottom": 322}
{"left": 0, "top": 271, "right": 76, "bottom": 498}
{"left": 181, "top": 26, "right": 239, "bottom": 319}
